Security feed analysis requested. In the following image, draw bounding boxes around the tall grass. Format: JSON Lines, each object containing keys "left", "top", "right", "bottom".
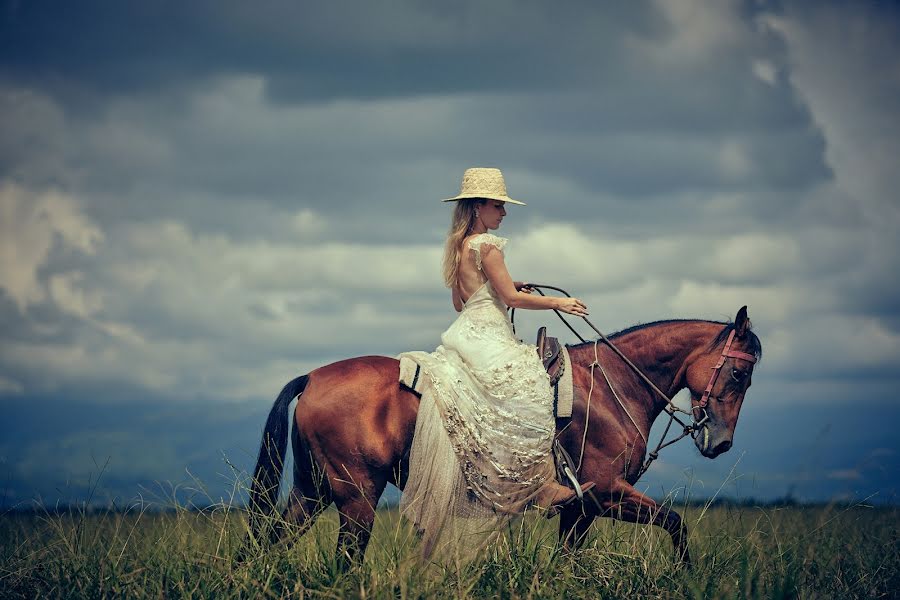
{"left": 1, "top": 496, "right": 897, "bottom": 598}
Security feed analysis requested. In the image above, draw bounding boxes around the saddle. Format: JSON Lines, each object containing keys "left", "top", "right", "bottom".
{"left": 535, "top": 327, "right": 565, "bottom": 386}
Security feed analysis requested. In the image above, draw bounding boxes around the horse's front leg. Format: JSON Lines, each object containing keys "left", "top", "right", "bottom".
{"left": 591, "top": 480, "right": 691, "bottom": 567}
{"left": 558, "top": 505, "right": 596, "bottom": 550}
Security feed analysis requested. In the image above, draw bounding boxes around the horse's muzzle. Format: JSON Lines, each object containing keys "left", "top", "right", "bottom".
{"left": 696, "top": 425, "right": 733, "bottom": 458}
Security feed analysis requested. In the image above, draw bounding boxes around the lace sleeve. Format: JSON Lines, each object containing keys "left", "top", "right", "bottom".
{"left": 467, "top": 233, "right": 509, "bottom": 271}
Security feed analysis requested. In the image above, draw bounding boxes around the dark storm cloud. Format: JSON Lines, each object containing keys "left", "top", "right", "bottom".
{"left": 0, "top": 1, "right": 660, "bottom": 101}
{"left": 642, "top": 397, "right": 900, "bottom": 504}
{"left": 0, "top": 79, "right": 831, "bottom": 244}
{"left": 0, "top": 393, "right": 271, "bottom": 507}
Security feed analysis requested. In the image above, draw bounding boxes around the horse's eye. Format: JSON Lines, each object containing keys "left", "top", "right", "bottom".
{"left": 731, "top": 368, "right": 745, "bottom": 381}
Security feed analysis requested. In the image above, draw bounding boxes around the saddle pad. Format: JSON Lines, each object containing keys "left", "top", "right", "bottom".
{"left": 554, "top": 346, "right": 574, "bottom": 419}
{"left": 398, "top": 355, "right": 426, "bottom": 395}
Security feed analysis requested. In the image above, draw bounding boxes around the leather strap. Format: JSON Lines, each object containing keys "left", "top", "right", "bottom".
{"left": 698, "top": 329, "right": 757, "bottom": 408}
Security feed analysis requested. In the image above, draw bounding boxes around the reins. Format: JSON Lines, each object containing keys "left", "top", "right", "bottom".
{"left": 511, "top": 284, "right": 714, "bottom": 478}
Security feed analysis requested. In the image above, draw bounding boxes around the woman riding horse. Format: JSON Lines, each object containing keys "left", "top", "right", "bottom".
{"left": 395, "top": 167, "right": 595, "bottom": 560}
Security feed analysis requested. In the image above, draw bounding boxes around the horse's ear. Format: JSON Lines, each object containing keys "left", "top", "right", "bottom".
{"left": 735, "top": 305, "right": 750, "bottom": 338}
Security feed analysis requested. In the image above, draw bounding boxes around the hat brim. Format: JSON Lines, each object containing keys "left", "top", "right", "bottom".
{"left": 441, "top": 194, "right": 526, "bottom": 206}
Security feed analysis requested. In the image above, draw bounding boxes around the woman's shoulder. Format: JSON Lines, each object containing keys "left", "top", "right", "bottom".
{"left": 466, "top": 232, "right": 509, "bottom": 252}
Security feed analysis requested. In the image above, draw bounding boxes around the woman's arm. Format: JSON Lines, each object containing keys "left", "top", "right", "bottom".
{"left": 480, "top": 246, "right": 561, "bottom": 310}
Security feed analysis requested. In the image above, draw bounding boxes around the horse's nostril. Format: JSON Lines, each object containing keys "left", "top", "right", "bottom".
{"left": 716, "top": 440, "right": 732, "bottom": 453}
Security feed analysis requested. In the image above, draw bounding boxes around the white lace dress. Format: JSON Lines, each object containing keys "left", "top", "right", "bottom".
{"left": 397, "top": 232, "right": 557, "bottom": 561}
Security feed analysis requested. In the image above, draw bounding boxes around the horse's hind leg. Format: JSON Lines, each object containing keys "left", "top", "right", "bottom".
{"left": 270, "top": 421, "right": 332, "bottom": 546}
{"left": 269, "top": 486, "right": 328, "bottom": 546}
{"left": 335, "top": 497, "right": 378, "bottom": 571}
{"left": 332, "top": 469, "right": 387, "bottom": 571}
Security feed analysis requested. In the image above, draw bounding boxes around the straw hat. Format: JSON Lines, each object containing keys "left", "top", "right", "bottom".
{"left": 441, "top": 167, "right": 526, "bottom": 205}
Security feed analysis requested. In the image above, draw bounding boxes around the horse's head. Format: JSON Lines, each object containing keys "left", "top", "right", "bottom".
{"left": 685, "top": 306, "right": 762, "bottom": 459}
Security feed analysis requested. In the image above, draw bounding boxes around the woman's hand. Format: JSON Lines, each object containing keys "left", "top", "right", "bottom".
{"left": 514, "top": 281, "right": 535, "bottom": 294}
{"left": 555, "top": 297, "right": 589, "bottom": 317}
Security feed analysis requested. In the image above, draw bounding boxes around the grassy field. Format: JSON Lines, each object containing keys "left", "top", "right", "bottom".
{"left": 1, "top": 502, "right": 897, "bottom": 599}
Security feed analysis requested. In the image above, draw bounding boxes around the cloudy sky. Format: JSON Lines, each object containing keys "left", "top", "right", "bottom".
{"left": 1, "top": 0, "right": 898, "bottom": 508}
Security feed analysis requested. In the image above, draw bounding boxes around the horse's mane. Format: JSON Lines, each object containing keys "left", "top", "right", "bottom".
{"left": 568, "top": 318, "right": 763, "bottom": 362}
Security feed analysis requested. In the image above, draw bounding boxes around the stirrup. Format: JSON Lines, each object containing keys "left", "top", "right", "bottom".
{"left": 540, "top": 482, "right": 596, "bottom": 519}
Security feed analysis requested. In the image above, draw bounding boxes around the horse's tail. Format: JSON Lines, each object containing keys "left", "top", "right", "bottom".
{"left": 247, "top": 374, "right": 308, "bottom": 541}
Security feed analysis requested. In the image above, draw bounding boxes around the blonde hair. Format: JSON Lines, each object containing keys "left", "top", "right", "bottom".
{"left": 442, "top": 199, "right": 486, "bottom": 288}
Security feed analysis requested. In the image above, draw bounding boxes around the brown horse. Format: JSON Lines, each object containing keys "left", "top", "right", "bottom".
{"left": 246, "top": 306, "right": 761, "bottom": 568}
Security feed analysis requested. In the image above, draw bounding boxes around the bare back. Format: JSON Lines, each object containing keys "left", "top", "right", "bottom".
{"left": 455, "top": 234, "right": 490, "bottom": 303}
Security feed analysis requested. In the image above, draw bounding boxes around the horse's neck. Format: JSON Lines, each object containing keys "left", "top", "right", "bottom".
{"left": 572, "top": 321, "right": 716, "bottom": 421}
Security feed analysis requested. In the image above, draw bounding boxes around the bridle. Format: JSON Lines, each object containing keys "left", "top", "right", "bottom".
{"left": 696, "top": 328, "right": 757, "bottom": 412}
{"left": 511, "top": 284, "right": 756, "bottom": 478}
